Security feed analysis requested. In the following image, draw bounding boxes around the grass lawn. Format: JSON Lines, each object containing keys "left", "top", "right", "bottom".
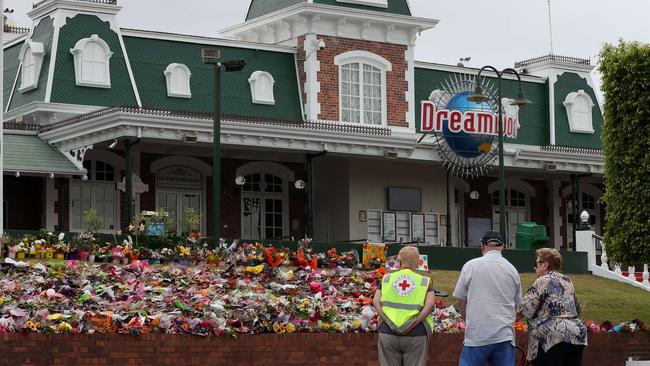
{"left": 427, "top": 270, "right": 650, "bottom": 324}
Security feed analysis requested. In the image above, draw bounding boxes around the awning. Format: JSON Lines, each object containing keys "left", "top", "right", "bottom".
{"left": 3, "top": 132, "right": 85, "bottom": 176}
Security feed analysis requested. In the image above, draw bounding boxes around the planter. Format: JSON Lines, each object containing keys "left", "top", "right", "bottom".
{"left": 121, "top": 258, "right": 129, "bottom": 265}
{"left": 150, "top": 258, "right": 161, "bottom": 265}
{"left": 88, "top": 255, "right": 95, "bottom": 263}
{"left": 177, "top": 259, "right": 189, "bottom": 266}
{"left": 8, "top": 251, "right": 16, "bottom": 259}
{"left": 112, "top": 258, "right": 121, "bottom": 265}
{"left": 55, "top": 253, "right": 65, "bottom": 260}
{"left": 45, "top": 252, "right": 54, "bottom": 260}
{"left": 16, "top": 252, "right": 26, "bottom": 260}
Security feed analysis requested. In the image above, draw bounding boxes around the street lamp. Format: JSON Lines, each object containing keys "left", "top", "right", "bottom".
{"left": 202, "top": 49, "right": 245, "bottom": 246}
{"left": 467, "top": 66, "right": 531, "bottom": 242}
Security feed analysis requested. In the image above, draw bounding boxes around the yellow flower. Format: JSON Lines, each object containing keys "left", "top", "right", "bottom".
{"left": 333, "top": 322, "right": 343, "bottom": 331}
{"left": 285, "top": 323, "right": 296, "bottom": 333}
{"left": 178, "top": 246, "right": 190, "bottom": 257}
{"left": 272, "top": 322, "right": 285, "bottom": 334}
{"left": 59, "top": 322, "right": 72, "bottom": 332}
{"left": 353, "top": 320, "right": 361, "bottom": 329}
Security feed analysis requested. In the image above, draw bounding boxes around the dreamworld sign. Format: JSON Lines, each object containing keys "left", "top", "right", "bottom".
{"left": 420, "top": 97, "right": 519, "bottom": 139}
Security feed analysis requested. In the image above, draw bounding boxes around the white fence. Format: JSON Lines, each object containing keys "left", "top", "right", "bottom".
{"left": 575, "top": 230, "right": 650, "bottom": 292}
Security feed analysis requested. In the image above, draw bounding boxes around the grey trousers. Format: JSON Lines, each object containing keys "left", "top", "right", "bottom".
{"left": 378, "top": 332, "right": 428, "bottom": 366}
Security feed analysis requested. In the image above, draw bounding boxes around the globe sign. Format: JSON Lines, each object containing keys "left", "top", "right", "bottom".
{"left": 442, "top": 91, "right": 495, "bottom": 158}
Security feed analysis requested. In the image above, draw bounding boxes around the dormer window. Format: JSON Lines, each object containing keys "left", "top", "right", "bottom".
{"left": 18, "top": 40, "right": 46, "bottom": 93}
{"left": 164, "top": 63, "right": 192, "bottom": 98}
{"left": 563, "top": 90, "right": 595, "bottom": 134}
{"left": 334, "top": 50, "right": 392, "bottom": 126}
{"left": 248, "top": 71, "right": 275, "bottom": 105}
{"left": 336, "top": 0, "right": 388, "bottom": 8}
{"left": 70, "top": 34, "right": 113, "bottom": 88}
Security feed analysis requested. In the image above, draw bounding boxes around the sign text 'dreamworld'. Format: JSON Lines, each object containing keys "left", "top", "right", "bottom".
{"left": 420, "top": 100, "right": 519, "bottom": 138}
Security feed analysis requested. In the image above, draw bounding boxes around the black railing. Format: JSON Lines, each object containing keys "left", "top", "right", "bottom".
{"left": 515, "top": 54, "right": 591, "bottom": 68}
{"left": 41, "top": 106, "right": 393, "bottom": 137}
{"left": 3, "top": 26, "right": 30, "bottom": 34}
{"left": 3, "top": 122, "right": 41, "bottom": 132}
{"left": 540, "top": 145, "right": 603, "bottom": 156}
{"left": 33, "top": 0, "right": 117, "bottom": 9}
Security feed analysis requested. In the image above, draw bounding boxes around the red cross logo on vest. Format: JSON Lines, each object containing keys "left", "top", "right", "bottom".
{"left": 392, "top": 275, "right": 416, "bottom": 297}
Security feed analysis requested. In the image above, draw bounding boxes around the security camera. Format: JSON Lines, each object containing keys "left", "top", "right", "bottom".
{"left": 317, "top": 40, "right": 326, "bottom": 50}
{"left": 108, "top": 139, "right": 117, "bottom": 149}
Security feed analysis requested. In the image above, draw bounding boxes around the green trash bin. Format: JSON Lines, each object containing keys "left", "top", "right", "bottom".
{"left": 515, "top": 222, "right": 549, "bottom": 250}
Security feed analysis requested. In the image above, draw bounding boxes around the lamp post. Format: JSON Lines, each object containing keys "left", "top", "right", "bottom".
{"left": 468, "top": 66, "right": 531, "bottom": 242}
{"left": 202, "top": 49, "right": 245, "bottom": 246}
{"left": 1, "top": 2, "right": 13, "bottom": 257}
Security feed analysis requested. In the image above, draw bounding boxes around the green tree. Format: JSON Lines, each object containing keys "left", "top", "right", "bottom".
{"left": 600, "top": 40, "right": 650, "bottom": 265}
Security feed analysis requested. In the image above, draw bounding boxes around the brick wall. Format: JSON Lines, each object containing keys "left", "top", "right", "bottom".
{"left": 1, "top": 333, "right": 648, "bottom": 366}
{"left": 311, "top": 35, "right": 408, "bottom": 127}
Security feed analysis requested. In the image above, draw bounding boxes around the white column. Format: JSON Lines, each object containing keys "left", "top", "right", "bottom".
{"left": 575, "top": 229, "right": 596, "bottom": 272}
{"left": 45, "top": 178, "right": 58, "bottom": 231}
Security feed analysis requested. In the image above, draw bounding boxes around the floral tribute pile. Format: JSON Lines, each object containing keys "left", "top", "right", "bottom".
{"left": 0, "top": 240, "right": 465, "bottom": 337}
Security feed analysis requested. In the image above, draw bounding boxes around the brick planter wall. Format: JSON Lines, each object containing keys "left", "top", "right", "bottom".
{"left": 1, "top": 332, "right": 648, "bottom": 366}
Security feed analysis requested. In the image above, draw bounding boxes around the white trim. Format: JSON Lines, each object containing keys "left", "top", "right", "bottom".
{"left": 337, "top": 0, "right": 388, "bottom": 8}
{"left": 164, "top": 63, "right": 192, "bottom": 99}
{"left": 548, "top": 73, "right": 557, "bottom": 144}
{"left": 561, "top": 182, "right": 603, "bottom": 199}
{"left": 5, "top": 61, "right": 21, "bottom": 113}
{"left": 303, "top": 33, "right": 321, "bottom": 120}
{"left": 404, "top": 45, "right": 415, "bottom": 131}
{"left": 248, "top": 70, "right": 276, "bottom": 105}
{"left": 5, "top": 101, "right": 102, "bottom": 120}
{"left": 122, "top": 28, "right": 297, "bottom": 54}
{"left": 116, "top": 25, "right": 142, "bottom": 107}
{"left": 70, "top": 34, "right": 113, "bottom": 89}
{"left": 236, "top": 161, "right": 295, "bottom": 182}
{"left": 44, "top": 13, "right": 63, "bottom": 103}
{"left": 334, "top": 50, "right": 392, "bottom": 126}
{"left": 28, "top": 0, "right": 121, "bottom": 23}
{"left": 4, "top": 34, "right": 29, "bottom": 50}
{"left": 563, "top": 90, "right": 595, "bottom": 134}
{"left": 84, "top": 149, "right": 125, "bottom": 171}
{"left": 294, "top": 53, "right": 306, "bottom": 119}
{"left": 149, "top": 156, "right": 212, "bottom": 176}
{"left": 414, "top": 61, "right": 546, "bottom": 84}
{"left": 221, "top": 2, "right": 437, "bottom": 41}
{"left": 17, "top": 40, "right": 46, "bottom": 93}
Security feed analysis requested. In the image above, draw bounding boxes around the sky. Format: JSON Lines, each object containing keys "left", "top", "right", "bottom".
{"left": 6, "top": 0, "right": 650, "bottom": 98}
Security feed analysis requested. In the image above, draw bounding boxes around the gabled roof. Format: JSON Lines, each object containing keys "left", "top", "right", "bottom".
{"left": 4, "top": 132, "right": 84, "bottom": 175}
{"left": 245, "top": 0, "right": 411, "bottom": 21}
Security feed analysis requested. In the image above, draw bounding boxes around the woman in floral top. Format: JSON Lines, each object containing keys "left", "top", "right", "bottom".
{"left": 520, "top": 248, "right": 587, "bottom": 365}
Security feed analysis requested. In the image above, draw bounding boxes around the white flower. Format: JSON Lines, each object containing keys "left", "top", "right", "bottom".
{"left": 58, "top": 233, "right": 65, "bottom": 241}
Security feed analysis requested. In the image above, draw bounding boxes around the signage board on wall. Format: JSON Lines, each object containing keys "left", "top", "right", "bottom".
{"left": 156, "top": 166, "right": 202, "bottom": 190}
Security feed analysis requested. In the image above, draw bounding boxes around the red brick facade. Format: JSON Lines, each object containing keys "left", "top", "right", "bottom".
{"left": 298, "top": 35, "right": 409, "bottom": 127}
{"left": 1, "top": 333, "right": 648, "bottom": 365}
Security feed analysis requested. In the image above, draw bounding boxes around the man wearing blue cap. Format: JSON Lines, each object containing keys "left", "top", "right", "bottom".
{"left": 453, "top": 231, "right": 522, "bottom": 366}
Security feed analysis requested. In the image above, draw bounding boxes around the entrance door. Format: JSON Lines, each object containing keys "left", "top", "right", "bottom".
{"left": 157, "top": 191, "right": 202, "bottom": 234}
{"left": 565, "top": 192, "right": 600, "bottom": 247}
{"left": 70, "top": 182, "right": 116, "bottom": 231}
{"left": 492, "top": 209, "right": 528, "bottom": 248}
{"left": 241, "top": 195, "right": 285, "bottom": 240}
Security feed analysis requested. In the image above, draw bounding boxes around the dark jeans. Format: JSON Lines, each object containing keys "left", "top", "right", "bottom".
{"left": 533, "top": 342, "right": 584, "bottom": 366}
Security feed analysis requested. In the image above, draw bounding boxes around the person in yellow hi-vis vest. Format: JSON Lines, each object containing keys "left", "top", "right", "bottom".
{"left": 373, "top": 246, "right": 436, "bottom": 366}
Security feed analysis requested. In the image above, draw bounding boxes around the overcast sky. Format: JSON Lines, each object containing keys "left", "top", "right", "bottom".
{"left": 7, "top": 0, "right": 650, "bottom": 97}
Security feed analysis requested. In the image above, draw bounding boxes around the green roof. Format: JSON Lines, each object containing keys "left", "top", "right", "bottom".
{"left": 3, "top": 41, "right": 22, "bottom": 110}
{"left": 553, "top": 72, "right": 603, "bottom": 149}
{"left": 8, "top": 16, "right": 54, "bottom": 110}
{"left": 3, "top": 133, "right": 83, "bottom": 175}
{"left": 122, "top": 36, "right": 303, "bottom": 120}
{"left": 49, "top": 14, "right": 139, "bottom": 107}
{"left": 414, "top": 67, "right": 549, "bottom": 146}
{"left": 246, "top": 0, "right": 411, "bottom": 20}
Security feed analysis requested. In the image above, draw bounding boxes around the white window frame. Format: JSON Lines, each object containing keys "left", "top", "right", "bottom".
{"left": 334, "top": 50, "right": 392, "bottom": 126}
{"left": 70, "top": 34, "right": 113, "bottom": 89}
{"left": 70, "top": 159, "right": 119, "bottom": 233}
{"left": 18, "top": 40, "right": 46, "bottom": 93}
{"left": 248, "top": 70, "right": 276, "bottom": 105}
{"left": 164, "top": 63, "right": 192, "bottom": 98}
{"left": 337, "top": 0, "right": 388, "bottom": 8}
{"left": 563, "top": 90, "right": 595, "bottom": 134}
